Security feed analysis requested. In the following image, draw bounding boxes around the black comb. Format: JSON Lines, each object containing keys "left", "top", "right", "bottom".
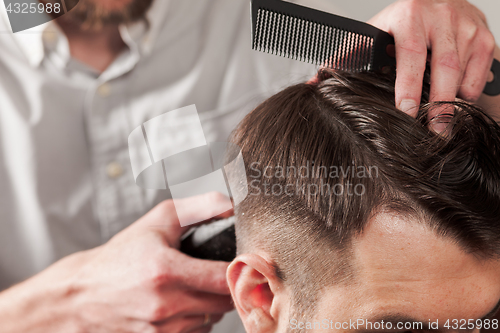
{"left": 251, "top": 0, "right": 500, "bottom": 96}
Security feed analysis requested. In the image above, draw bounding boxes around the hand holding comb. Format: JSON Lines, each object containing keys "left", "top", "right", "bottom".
{"left": 250, "top": 0, "right": 500, "bottom": 96}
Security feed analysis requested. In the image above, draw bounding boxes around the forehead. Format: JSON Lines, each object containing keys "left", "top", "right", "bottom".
{"left": 318, "top": 211, "right": 500, "bottom": 325}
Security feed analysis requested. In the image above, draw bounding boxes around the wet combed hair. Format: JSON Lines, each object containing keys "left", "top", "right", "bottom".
{"left": 230, "top": 68, "right": 500, "bottom": 319}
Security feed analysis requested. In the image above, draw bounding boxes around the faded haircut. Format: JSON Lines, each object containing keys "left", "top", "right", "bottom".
{"left": 229, "top": 68, "right": 500, "bottom": 320}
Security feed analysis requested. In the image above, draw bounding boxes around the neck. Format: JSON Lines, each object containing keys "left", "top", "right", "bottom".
{"left": 55, "top": 19, "right": 127, "bottom": 73}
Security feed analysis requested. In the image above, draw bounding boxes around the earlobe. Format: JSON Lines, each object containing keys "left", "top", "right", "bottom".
{"left": 227, "top": 254, "right": 285, "bottom": 333}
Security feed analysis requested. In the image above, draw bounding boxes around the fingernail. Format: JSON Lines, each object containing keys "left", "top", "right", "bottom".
{"left": 430, "top": 113, "right": 454, "bottom": 136}
{"left": 399, "top": 99, "right": 418, "bottom": 114}
{"left": 430, "top": 121, "right": 449, "bottom": 135}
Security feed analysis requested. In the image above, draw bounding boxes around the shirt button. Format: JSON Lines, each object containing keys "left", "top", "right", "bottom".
{"left": 42, "top": 31, "right": 57, "bottom": 44}
{"left": 97, "top": 83, "right": 111, "bottom": 97}
{"left": 106, "top": 162, "right": 123, "bottom": 179}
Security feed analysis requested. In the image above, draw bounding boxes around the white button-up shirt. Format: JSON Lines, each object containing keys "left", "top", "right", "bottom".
{"left": 0, "top": 0, "right": 321, "bottom": 331}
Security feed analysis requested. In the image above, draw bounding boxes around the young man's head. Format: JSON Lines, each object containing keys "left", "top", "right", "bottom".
{"left": 227, "top": 69, "right": 500, "bottom": 333}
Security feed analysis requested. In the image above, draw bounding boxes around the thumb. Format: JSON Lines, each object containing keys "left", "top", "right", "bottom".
{"left": 173, "top": 192, "right": 234, "bottom": 228}
{"left": 138, "top": 192, "right": 234, "bottom": 246}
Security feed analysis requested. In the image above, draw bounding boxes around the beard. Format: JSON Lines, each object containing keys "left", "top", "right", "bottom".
{"left": 58, "top": 0, "right": 154, "bottom": 30}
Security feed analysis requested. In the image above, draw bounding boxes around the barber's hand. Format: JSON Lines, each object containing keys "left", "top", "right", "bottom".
{"left": 368, "top": 0, "right": 496, "bottom": 120}
{"left": 72, "top": 192, "right": 234, "bottom": 333}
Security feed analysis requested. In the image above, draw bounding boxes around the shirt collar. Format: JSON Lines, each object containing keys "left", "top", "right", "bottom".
{"left": 7, "top": 0, "right": 169, "bottom": 68}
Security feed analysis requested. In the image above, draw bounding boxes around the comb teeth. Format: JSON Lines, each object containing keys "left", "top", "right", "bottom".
{"left": 253, "top": 8, "right": 374, "bottom": 72}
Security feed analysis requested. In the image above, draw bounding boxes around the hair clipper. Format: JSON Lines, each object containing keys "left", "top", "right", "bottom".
{"left": 180, "top": 216, "right": 236, "bottom": 262}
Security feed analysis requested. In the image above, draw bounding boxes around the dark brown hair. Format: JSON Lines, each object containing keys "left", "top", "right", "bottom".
{"left": 230, "top": 68, "right": 500, "bottom": 318}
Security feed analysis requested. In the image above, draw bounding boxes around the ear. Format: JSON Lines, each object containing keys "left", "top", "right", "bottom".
{"left": 227, "top": 253, "right": 288, "bottom": 333}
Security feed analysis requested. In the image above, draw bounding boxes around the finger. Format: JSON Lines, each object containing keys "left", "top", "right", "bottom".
{"left": 155, "top": 314, "right": 224, "bottom": 333}
{"left": 427, "top": 42, "right": 463, "bottom": 129}
{"left": 176, "top": 196, "right": 234, "bottom": 238}
{"left": 174, "top": 191, "right": 234, "bottom": 228}
{"left": 458, "top": 31, "right": 495, "bottom": 102}
{"left": 459, "top": 54, "right": 492, "bottom": 102}
{"left": 392, "top": 15, "right": 427, "bottom": 117}
{"left": 171, "top": 250, "right": 232, "bottom": 294}
{"left": 428, "top": 110, "right": 454, "bottom": 137}
{"left": 143, "top": 192, "right": 234, "bottom": 244}
{"left": 428, "top": 27, "right": 463, "bottom": 105}
{"left": 167, "top": 192, "right": 234, "bottom": 241}
{"left": 153, "top": 292, "right": 233, "bottom": 323}
{"left": 165, "top": 290, "right": 234, "bottom": 314}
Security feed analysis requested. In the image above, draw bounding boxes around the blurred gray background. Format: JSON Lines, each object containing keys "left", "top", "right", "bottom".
{"left": 299, "top": 0, "right": 500, "bottom": 42}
